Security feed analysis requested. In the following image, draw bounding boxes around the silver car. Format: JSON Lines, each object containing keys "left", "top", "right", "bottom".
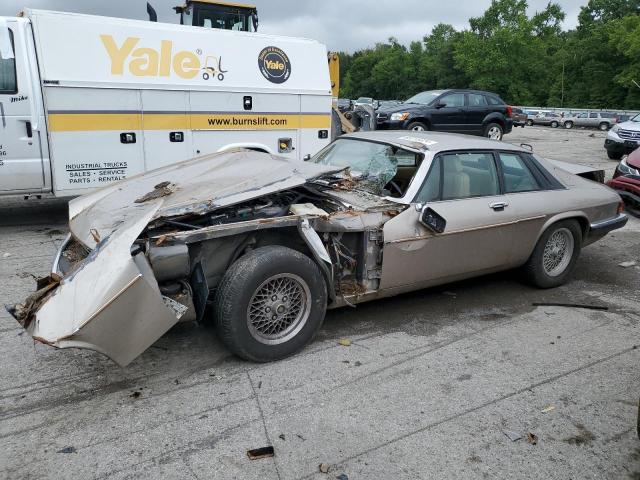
{"left": 563, "top": 112, "right": 617, "bottom": 130}
{"left": 605, "top": 114, "right": 640, "bottom": 160}
{"left": 9, "top": 132, "right": 627, "bottom": 366}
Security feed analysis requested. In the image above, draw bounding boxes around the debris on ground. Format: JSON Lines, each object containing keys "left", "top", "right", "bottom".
{"left": 246, "top": 446, "right": 274, "bottom": 460}
{"left": 503, "top": 430, "right": 523, "bottom": 442}
{"left": 2, "top": 252, "right": 11, "bottom": 258}
{"left": 336, "top": 474, "right": 349, "bottom": 480}
{"left": 527, "top": 433, "right": 538, "bottom": 445}
{"left": 278, "top": 434, "right": 285, "bottom": 441}
{"left": 319, "top": 463, "right": 331, "bottom": 473}
{"left": 338, "top": 339, "right": 352, "bottom": 347}
{"left": 57, "top": 446, "right": 77, "bottom": 454}
{"left": 129, "top": 391, "right": 141, "bottom": 399}
{"left": 619, "top": 261, "right": 637, "bottom": 268}
{"left": 532, "top": 302, "right": 609, "bottom": 311}
{"left": 541, "top": 405, "right": 556, "bottom": 413}
{"left": 563, "top": 424, "right": 596, "bottom": 445}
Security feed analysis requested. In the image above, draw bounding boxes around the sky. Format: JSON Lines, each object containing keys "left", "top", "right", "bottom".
{"left": 0, "top": 0, "right": 589, "bottom": 52}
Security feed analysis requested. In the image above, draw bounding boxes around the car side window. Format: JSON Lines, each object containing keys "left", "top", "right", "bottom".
{"left": 577, "top": 113, "right": 587, "bottom": 118}
{"left": 589, "top": 113, "right": 598, "bottom": 119}
{"left": 0, "top": 29, "right": 17, "bottom": 94}
{"left": 441, "top": 152, "right": 499, "bottom": 200}
{"left": 439, "top": 93, "right": 465, "bottom": 107}
{"left": 498, "top": 153, "right": 541, "bottom": 193}
{"left": 468, "top": 94, "right": 487, "bottom": 107}
{"left": 415, "top": 157, "right": 442, "bottom": 203}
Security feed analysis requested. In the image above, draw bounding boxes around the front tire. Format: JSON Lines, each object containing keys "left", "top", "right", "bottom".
{"left": 522, "top": 220, "right": 582, "bottom": 289}
{"left": 526, "top": 119, "right": 534, "bottom": 126}
{"left": 564, "top": 121, "right": 574, "bottom": 129}
{"left": 607, "top": 149, "right": 623, "bottom": 160}
{"left": 551, "top": 121, "right": 559, "bottom": 128}
{"left": 407, "top": 121, "right": 428, "bottom": 132}
{"left": 485, "top": 122, "right": 504, "bottom": 140}
{"left": 214, "top": 246, "right": 327, "bottom": 362}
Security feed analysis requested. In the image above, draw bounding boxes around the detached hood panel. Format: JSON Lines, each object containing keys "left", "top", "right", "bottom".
{"left": 69, "top": 150, "right": 341, "bottom": 248}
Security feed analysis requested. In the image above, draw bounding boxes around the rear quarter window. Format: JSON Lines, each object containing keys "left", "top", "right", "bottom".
{"left": 486, "top": 95, "right": 504, "bottom": 106}
{"left": 0, "top": 29, "right": 17, "bottom": 94}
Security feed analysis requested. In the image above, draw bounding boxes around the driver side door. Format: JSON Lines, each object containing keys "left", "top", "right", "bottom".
{"left": 380, "top": 151, "right": 514, "bottom": 291}
{"left": 430, "top": 93, "right": 466, "bottom": 132}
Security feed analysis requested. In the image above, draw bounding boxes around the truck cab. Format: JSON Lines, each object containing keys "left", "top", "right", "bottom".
{"left": 174, "top": 1, "right": 258, "bottom": 32}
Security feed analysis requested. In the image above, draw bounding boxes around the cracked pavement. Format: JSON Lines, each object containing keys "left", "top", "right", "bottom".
{"left": 0, "top": 127, "right": 639, "bottom": 479}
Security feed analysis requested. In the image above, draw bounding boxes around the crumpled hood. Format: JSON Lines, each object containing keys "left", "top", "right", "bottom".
{"left": 69, "top": 149, "right": 341, "bottom": 248}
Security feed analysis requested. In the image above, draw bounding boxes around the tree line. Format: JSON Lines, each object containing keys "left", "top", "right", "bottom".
{"left": 338, "top": 0, "right": 640, "bottom": 109}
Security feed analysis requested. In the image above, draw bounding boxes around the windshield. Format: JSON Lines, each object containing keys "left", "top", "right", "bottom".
{"left": 631, "top": 114, "right": 640, "bottom": 122}
{"left": 404, "top": 90, "right": 443, "bottom": 105}
{"left": 312, "top": 139, "right": 417, "bottom": 195}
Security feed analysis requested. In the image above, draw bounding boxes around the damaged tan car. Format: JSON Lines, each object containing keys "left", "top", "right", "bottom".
{"left": 8, "top": 132, "right": 628, "bottom": 366}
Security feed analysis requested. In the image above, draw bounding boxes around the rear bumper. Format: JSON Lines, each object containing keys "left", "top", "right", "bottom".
{"left": 586, "top": 214, "right": 628, "bottom": 243}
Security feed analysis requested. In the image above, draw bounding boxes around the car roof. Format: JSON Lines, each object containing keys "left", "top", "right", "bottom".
{"left": 341, "top": 131, "right": 529, "bottom": 153}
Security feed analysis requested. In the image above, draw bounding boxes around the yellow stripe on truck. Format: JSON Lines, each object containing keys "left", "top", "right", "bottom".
{"left": 48, "top": 113, "right": 331, "bottom": 132}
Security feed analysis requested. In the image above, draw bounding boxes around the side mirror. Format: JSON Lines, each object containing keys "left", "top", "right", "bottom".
{"left": 435, "top": 102, "right": 447, "bottom": 109}
{"left": 419, "top": 206, "right": 446, "bottom": 234}
{"left": 303, "top": 154, "right": 312, "bottom": 161}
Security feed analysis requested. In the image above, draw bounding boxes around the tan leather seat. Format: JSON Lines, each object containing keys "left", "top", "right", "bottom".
{"left": 443, "top": 155, "right": 471, "bottom": 199}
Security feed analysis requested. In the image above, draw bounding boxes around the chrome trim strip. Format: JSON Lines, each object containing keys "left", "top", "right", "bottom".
{"left": 51, "top": 233, "right": 72, "bottom": 275}
{"left": 386, "top": 215, "right": 546, "bottom": 245}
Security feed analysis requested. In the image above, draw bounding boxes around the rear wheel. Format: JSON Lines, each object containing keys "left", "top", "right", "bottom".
{"left": 599, "top": 122, "right": 609, "bottom": 131}
{"left": 407, "top": 121, "right": 428, "bottom": 132}
{"left": 522, "top": 220, "right": 582, "bottom": 289}
{"left": 485, "top": 123, "right": 504, "bottom": 140}
{"left": 214, "top": 246, "right": 327, "bottom": 362}
{"left": 526, "top": 119, "right": 534, "bottom": 126}
{"left": 564, "top": 121, "right": 574, "bottom": 129}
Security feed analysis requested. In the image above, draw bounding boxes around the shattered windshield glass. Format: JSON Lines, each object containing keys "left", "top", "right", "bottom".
{"left": 312, "top": 139, "right": 412, "bottom": 195}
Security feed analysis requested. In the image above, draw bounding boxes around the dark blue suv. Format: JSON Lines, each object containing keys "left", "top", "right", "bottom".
{"left": 376, "top": 89, "right": 513, "bottom": 140}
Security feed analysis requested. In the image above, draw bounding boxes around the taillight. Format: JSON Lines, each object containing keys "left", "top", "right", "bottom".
{"left": 506, "top": 106, "right": 513, "bottom": 118}
{"left": 617, "top": 201, "right": 625, "bottom": 215}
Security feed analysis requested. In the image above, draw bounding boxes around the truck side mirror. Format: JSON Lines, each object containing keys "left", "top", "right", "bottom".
{"left": 303, "top": 154, "right": 312, "bottom": 161}
{"left": 419, "top": 206, "right": 446, "bottom": 234}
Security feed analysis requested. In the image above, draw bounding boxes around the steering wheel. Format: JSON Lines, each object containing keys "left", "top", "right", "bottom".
{"left": 388, "top": 181, "right": 403, "bottom": 196}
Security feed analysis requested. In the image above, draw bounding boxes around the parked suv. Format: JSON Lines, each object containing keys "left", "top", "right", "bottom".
{"left": 530, "top": 112, "right": 563, "bottom": 128}
{"left": 563, "top": 112, "right": 617, "bottom": 130}
{"left": 604, "top": 113, "right": 640, "bottom": 160}
{"left": 512, "top": 107, "right": 527, "bottom": 127}
{"left": 376, "top": 89, "right": 513, "bottom": 140}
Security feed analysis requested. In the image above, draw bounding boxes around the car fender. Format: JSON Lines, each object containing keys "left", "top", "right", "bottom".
{"left": 482, "top": 113, "right": 505, "bottom": 127}
{"left": 534, "top": 211, "right": 590, "bottom": 246}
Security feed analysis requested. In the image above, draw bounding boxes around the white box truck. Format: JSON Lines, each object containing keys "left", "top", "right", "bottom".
{"left": 0, "top": 9, "right": 333, "bottom": 197}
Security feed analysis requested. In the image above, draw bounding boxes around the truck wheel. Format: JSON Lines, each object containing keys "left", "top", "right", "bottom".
{"left": 599, "top": 122, "right": 609, "bottom": 131}
{"left": 214, "top": 246, "right": 327, "bottom": 362}
{"left": 551, "top": 121, "right": 559, "bottom": 128}
{"left": 522, "top": 220, "right": 582, "bottom": 289}
{"left": 607, "top": 150, "right": 623, "bottom": 160}
{"left": 484, "top": 123, "right": 504, "bottom": 140}
{"left": 407, "top": 121, "right": 428, "bottom": 132}
{"left": 564, "top": 121, "right": 573, "bottom": 129}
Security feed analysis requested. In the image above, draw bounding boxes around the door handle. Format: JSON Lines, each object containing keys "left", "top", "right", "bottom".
{"left": 490, "top": 202, "right": 509, "bottom": 211}
{"left": 25, "top": 121, "right": 33, "bottom": 138}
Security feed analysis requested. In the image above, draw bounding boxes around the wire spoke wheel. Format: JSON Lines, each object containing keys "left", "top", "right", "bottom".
{"left": 247, "top": 273, "right": 311, "bottom": 345}
{"left": 542, "top": 228, "right": 574, "bottom": 277}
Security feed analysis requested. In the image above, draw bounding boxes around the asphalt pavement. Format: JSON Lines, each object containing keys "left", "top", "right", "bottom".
{"left": 0, "top": 126, "right": 638, "bottom": 480}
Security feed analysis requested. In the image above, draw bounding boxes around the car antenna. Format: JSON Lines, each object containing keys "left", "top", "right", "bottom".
{"left": 520, "top": 143, "right": 533, "bottom": 152}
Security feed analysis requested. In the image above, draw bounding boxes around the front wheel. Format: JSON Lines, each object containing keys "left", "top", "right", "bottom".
{"left": 551, "top": 121, "right": 559, "bottom": 128}
{"left": 607, "top": 149, "right": 623, "bottom": 160}
{"left": 485, "top": 123, "right": 504, "bottom": 140}
{"left": 526, "top": 119, "right": 534, "bottom": 126}
{"left": 522, "top": 220, "right": 582, "bottom": 289}
{"left": 564, "top": 121, "right": 573, "bottom": 129}
{"left": 407, "top": 121, "right": 428, "bottom": 132}
{"left": 214, "top": 246, "right": 327, "bottom": 362}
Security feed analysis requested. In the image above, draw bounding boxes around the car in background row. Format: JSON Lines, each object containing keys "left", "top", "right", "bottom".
{"left": 530, "top": 112, "right": 563, "bottom": 128}
{"left": 376, "top": 89, "right": 513, "bottom": 140}
{"left": 563, "top": 112, "right": 617, "bottom": 131}
{"left": 607, "top": 146, "right": 640, "bottom": 211}
{"left": 354, "top": 97, "right": 377, "bottom": 109}
{"left": 605, "top": 113, "right": 640, "bottom": 160}
{"left": 337, "top": 98, "right": 353, "bottom": 113}
{"left": 512, "top": 107, "right": 527, "bottom": 127}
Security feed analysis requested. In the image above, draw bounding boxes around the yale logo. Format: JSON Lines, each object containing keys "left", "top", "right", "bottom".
{"left": 100, "top": 35, "right": 200, "bottom": 79}
{"left": 265, "top": 60, "right": 285, "bottom": 71}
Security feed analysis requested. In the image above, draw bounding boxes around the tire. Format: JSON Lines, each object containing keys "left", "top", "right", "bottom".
{"left": 213, "top": 246, "right": 327, "bottom": 362}
{"left": 406, "top": 121, "right": 428, "bottom": 132}
{"left": 526, "top": 119, "right": 534, "bottom": 126}
{"left": 484, "top": 122, "right": 504, "bottom": 140}
{"left": 607, "top": 149, "right": 623, "bottom": 160}
{"left": 564, "top": 121, "right": 573, "bottom": 129}
{"left": 599, "top": 122, "right": 609, "bottom": 131}
{"left": 522, "top": 220, "right": 582, "bottom": 289}
{"left": 551, "top": 121, "right": 559, "bottom": 128}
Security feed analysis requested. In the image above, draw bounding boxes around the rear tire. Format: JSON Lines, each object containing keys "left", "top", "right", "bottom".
{"left": 214, "top": 246, "right": 327, "bottom": 362}
{"left": 526, "top": 119, "right": 534, "bottom": 126}
{"left": 607, "top": 150, "right": 623, "bottom": 160}
{"left": 407, "top": 121, "right": 428, "bottom": 132}
{"left": 599, "top": 122, "right": 609, "bottom": 131}
{"left": 522, "top": 220, "right": 582, "bottom": 289}
{"left": 564, "top": 121, "right": 573, "bottom": 129}
{"left": 484, "top": 123, "right": 504, "bottom": 140}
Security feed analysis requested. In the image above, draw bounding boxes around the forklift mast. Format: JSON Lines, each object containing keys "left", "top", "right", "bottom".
{"left": 174, "top": 0, "right": 258, "bottom": 32}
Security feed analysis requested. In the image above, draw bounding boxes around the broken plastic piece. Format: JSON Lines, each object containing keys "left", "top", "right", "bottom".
{"left": 338, "top": 339, "right": 352, "bottom": 347}
{"left": 247, "top": 446, "right": 274, "bottom": 460}
{"left": 503, "top": 430, "right": 523, "bottom": 442}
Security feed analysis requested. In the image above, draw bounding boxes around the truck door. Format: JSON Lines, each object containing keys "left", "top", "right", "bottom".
{"left": 0, "top": 20, "right": 46, "bottom": 193}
